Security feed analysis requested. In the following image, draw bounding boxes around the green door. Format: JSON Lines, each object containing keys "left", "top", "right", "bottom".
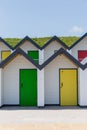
{"left": 20, "top": 69, "right": 37, "bottom": 106}
{"left": 28, "top": 51, "right": 39, "bottom": 63}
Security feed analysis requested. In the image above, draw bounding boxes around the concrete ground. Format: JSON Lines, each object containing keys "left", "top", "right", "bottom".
{"left": 0, "top": 106, "right": 87, "bottom": 129}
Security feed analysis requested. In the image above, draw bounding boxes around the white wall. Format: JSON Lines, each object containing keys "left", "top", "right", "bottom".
{"left": 81, "top": 57, "right": 87, "bottom": 65}
{"left": 39, "top": 50, "right": 44, "bottom": 64}
{"left": 20, "top": 41, "right": 44, "bottom": 65}
{"left": 67, "top": 49, "right": 72, "bottom": 54}
{"left": 79, "top": 68, "right": 87, "bottom": 106}
{"left": 20, "top": 41, "right": 39, "bottom": 53}
{"left": 44, "top": 55, "right": 77, "bottom": 105}
{"left": 37, "top": 69, "right": 44, "bottom": 107}
{"left": 44, "top": 41, "right": 66, "bottom": 61}
{"left": 79, "top": 57, "right": 87, "bottom": 106}
{"left": 3, "top": 54, "right": 38, "bottom": 105}
{"left": 0, "top": 69, "right": 2, "bottom": 106}
{"left": 0, "top": 42, "right": 11, "bottom": 62}
{"left": 0, "top": 69, "right": 3, "bottom": 106}
{"left": 71, "top": 36, "right": 87, "bottom": 60}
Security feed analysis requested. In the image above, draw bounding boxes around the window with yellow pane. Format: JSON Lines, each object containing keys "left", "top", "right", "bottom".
{"left": 1, "top": 51, "right": 11, "bottom": 60}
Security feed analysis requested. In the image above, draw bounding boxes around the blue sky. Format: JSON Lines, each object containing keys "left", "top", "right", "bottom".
{"left": 0, "top": 0, "right": 87, "bottom": 38}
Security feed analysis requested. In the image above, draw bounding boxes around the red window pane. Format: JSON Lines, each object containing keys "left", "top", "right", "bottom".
{"left": 78, "top": 51, "right": 87, "bottom": 62}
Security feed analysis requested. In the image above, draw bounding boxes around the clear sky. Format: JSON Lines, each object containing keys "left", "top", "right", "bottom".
{"left": 0, "top": 0, "right": 87, "bottom": 38}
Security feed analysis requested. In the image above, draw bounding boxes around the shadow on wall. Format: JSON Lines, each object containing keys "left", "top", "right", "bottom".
{"left": 0, "top": 105, "right": 86, "bottom": 111}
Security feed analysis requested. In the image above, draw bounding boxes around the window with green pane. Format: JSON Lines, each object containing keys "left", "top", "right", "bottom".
{"left": 28, "top": 51, "right": 39, "bottom": 63}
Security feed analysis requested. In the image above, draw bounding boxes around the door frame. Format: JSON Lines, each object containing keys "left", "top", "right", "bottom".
{"left": 59, "top": 68, "right": 78, "bottom": 106}
{"left": 19, "top": 69, "right": 37, "bottom": 106}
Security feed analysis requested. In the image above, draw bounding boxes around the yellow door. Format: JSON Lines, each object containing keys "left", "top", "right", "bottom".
{"left": 1, "top": 51, "right": 11, "bottom": 60}
{"left": 60, "top": 69, "right": 77, "bottom": 106}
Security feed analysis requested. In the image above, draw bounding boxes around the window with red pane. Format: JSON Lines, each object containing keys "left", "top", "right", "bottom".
{"left": 78, "top": 50, "right": 87, "bottom": 62}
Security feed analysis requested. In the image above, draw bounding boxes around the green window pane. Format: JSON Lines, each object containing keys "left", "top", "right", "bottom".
{"left": 28, "top": 51, "right": 39, "bottom": 63}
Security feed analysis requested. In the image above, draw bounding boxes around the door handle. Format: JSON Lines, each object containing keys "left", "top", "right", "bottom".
{"left": 60, "top": 82, "right": 63, "bottom": 88}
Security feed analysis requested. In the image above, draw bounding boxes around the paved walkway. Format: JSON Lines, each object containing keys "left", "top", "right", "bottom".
{"left": 0, "top": 106, "right": 87, "bottom": 129}
{"left": 0, "top": 124, "right": 87, "bottom": 130}
{"left": 0, "top": 106, "right": 87, "bottom": 123}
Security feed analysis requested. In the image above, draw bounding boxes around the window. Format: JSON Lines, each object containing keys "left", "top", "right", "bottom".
{"left": 78, "top": 50, "right": 87, "bottom": 62}
{"left": 28, "top": 51, "right": 39, "bottom": 63}
{"left": 1, "top": 51, "right": 11, "bottom": 60}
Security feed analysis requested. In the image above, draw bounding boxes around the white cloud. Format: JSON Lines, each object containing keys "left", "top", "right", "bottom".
{"left": 71, "top": 25, "right": 84, "bottom": 33}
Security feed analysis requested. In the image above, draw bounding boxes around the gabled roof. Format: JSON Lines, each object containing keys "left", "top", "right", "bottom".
{"left": 0, "top": 48, "right": 84, "bottom": 70}
{"left": 40, "top": 48, "right": 84, "bottom": 70}
{"left": 84, "top": 63, "right": 87, "bottom": 69}
{"left": 69, "top": 33, "right": 87, "bottom": 49}
{"left": 13, "top": 36, "right": 41, "bottom": 50}
{"left": 0, "top": 37, "right": 13, "bottom": 50}
{"left": 82, "top": 58, "right": 87, "bottom": 69}
{"left": 13, "top": 36, "right": 69, "bottom": 50}
{"left": 41, "top": 36, "right": 69, "bottom": 50}
{"left": 0, "top": 48, "right": 41, "bottom": 69}
{"left": 81, "top": 57, "right": 87, "bottom": 65}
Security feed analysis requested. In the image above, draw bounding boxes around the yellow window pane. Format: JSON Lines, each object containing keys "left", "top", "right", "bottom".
{"left": 2, "top": 51, "right": 11, "bottom": 60}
